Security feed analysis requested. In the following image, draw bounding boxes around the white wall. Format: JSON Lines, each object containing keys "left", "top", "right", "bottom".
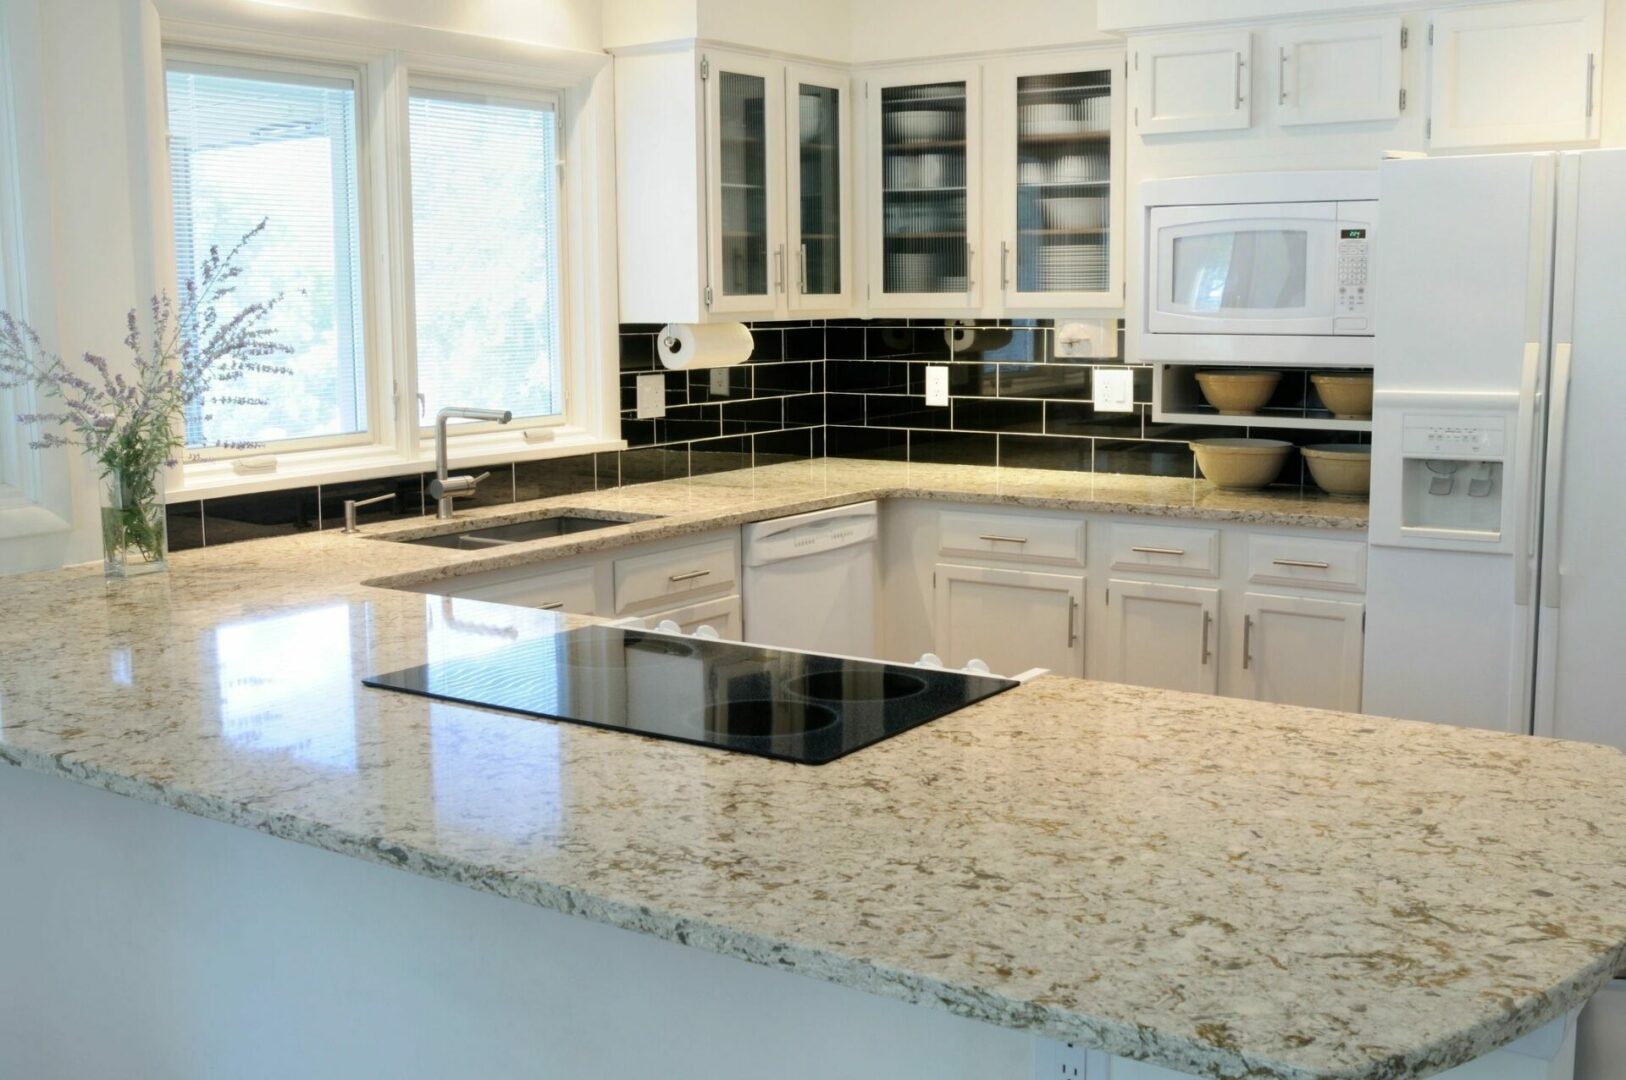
{"left": 602, "top": 0, "right": 853, "bottom": 60}
{"left": 849, "top": 0, "right": 1112, "bottom": 64}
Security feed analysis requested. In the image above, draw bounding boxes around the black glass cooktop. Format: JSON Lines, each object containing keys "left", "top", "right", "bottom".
{"left": 364, "top": 626, "right": 1017, "bottom": 765}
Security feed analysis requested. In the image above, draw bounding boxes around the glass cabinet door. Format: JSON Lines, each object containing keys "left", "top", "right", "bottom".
{"left": 787, "top": 67, "right": 848, "bottom": 310}
{"left": 705, "top": 52, "right": 783, "bottom": 314}
{"left": 869, "top": 65, "right": 981, "bottom": 309}
{"left": 1003, "top": 57, "right": 1122, "bottom": 309}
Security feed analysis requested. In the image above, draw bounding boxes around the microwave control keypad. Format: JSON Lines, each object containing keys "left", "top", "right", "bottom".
{"left": 1337, "top": 232, "right": 1369, "bottom": 313}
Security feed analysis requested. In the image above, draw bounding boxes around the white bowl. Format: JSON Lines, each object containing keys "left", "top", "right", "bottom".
{"left": 1194, "top": 369, "right": 1282, "bottom": 416}
{"left": 1041, "top": 197, "right": 1105, "bottom": 229}
{"left": 1301, "top": 444, "right": 1372, "bottom": 498}
{"left": 1191, "top": 438, "right": 1293, "bottom": 491}
{"left": 888, "top": 109, "right": 949, "bottom": 141}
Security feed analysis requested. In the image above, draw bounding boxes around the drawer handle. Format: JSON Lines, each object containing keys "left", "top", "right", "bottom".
{"left": 1243, "top": 614, "right": 1254, "bottom": 670}
{"left": 1272, "top": 559, "right": 1330, "bottom": 570}
{"left": 1131, "top": 545, "right": 1185, "bottom": 557}
{"left": 539, "top": 601, "right": 565, "bottom": 611}
{"left": 669, "top": 569, "right": 712, "bottom": 583}
{"left": 979, "top": 534, "right": 1029, "bottom": 544}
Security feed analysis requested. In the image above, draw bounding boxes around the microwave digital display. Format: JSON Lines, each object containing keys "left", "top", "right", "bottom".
{"left": 1341, "top": 228, "right": 1368, "bottom": 239}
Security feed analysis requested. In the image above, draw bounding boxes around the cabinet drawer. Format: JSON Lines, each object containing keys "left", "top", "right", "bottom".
{"left": 1109, "top": 523, "right": 1219, "bottom": 577}
{"left": 451, "top": 564, "right": 597, "bottom": 614}
{"left": 1248, "top": 535, "right": 1366, "bottom": 593}
{"left": 938, "top": 510, "right": 1085, "bottom": 567}
{"left": 614, "top": 536, "right": 738, "bottom": 614}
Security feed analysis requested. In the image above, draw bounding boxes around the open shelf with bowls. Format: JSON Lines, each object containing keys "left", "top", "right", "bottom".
{"left": 1155, "top": 364, "right": 1374, "bottom": 433}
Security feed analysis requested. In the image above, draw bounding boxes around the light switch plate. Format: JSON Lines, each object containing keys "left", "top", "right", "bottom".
{"left": 709, "top": 368, "right": 731, "bottom": 396}
{"left": 925, "top": 365, "right": 950, "bottom": 407}
{"left": 636, "top": 373, "right": 667, "bottom": 419}
{"left": 1093, "top": 367, "right": 1134, "bottom": 412}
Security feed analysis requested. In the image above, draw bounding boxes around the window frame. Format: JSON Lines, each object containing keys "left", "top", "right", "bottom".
{"left": 398, "top": 74, "right": 569, "bottom": 442}
{"left": 155, "top": 21, "right": 620, "bottom": 501}
{"left": 162, "top": 47, "right": 382, "bottom": 459}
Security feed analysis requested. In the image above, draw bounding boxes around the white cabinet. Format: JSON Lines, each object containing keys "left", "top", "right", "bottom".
{"left": 1133, "top": 30, "right": 1252, "bottom": 135}
{"left": 1240, "top": 592, "right": 1365, "bottom": 712}
{"left": 1427, "top": 0, "right": 1604, "bottom": 149}
{"left": 933, "top": 562, "right": 1083, "bottom": 676}
{"left": 615, "top": 48, "right": 852, "bottom": 322}
{"left": 990, "top": 50, "right": 1125, "bottom": 311}
{"left": 1273, "top": 17, "right": 1403, "bottom": 126}
{"left": 866, "top": 62, "right": 984, "bottom": 311}
{"left": 641, "top": 594, "right": 743, "bottom": 640}
{"left": 1101, "top": 579, "right": 1219, "bottom": 694}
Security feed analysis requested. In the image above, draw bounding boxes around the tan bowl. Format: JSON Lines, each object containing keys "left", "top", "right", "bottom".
{"left": 1194, "top": 369, "right": 1281, "bottom": 416}
{"left": 1190, "top": 438, "right": 1292, "bottom": 491}
{"left": 1301, "top": 444, "right": 1371, "bottom": 498}
{"left": 1311, "top": 373, "right": 1374, "bottom": 420}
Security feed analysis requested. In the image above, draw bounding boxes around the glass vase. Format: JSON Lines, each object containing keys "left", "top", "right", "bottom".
{"left": 101, "top": 464, "right": 168, "bottom": 578}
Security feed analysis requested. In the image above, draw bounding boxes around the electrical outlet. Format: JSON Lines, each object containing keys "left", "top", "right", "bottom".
{"left": 1054, "top": 319, "right": 1113, "bottom": 359}
{"left": 925, "top": 365, "right": 950, "bottom": 407}
{"left": 1093, "top": 366, "right": 1134, "bottom": 413}
{"left": 635, "top": 373, "right": 667, "bottom": 419}
{"left": 1033, "top": 1037, "right": 1088, "bottom": 1079}
{"left": 709, "top": 367, "right": 732, "bottom": 396}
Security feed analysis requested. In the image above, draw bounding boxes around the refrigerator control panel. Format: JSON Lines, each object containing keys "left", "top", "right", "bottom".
{"left": 1401, "top": 414, "right": 1507, "bottom": 459}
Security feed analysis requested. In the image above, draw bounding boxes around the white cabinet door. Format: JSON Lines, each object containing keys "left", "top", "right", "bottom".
{"left": 990, "top": 50, "right": 1125, "bottom": 313}
{"left": 1241, "top": 592, "right": 1364, "bottom": 712}
{"left": 1133, "top": 31, "right": 1251, "bottom": 135}
{"left": 866, "top": 62, "right": 984, "bottom": 311}
{"left": 642, "top": 594, "right": 742, "bottom": 640}
{"left": 933, "top": 563, "right": 1083, "bottom": 676}
{"left": 450, "top": 564, "right": 598, "bottom": 614}
{"left": 704, "top": 49, "right": 786, "bottom": 315}
{"left": 1274, "top": 17, "right": 1403, "bottom": 126}
{"left": 1101, "top": 579, "right": 1219, "bottom": 694}
{"left": 1427, "top": 0, "right": 1603, "bottom": 149}
{"left": 785, "top": 64, "right": 852, "bottom": 313}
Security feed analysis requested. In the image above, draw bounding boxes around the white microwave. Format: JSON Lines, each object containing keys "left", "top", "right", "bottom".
{"left": 1139, "top": 171, "right": 1378, "bottom": 365}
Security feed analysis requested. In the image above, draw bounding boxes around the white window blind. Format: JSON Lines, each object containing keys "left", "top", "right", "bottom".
{"left": 408, "top": 88, "right": 562, "bottom": 426}
{"left": 165, "top": 63, "right": 367, "bottom": 450}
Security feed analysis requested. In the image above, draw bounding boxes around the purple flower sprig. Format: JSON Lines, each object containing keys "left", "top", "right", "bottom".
{"left": 0, "top": 218, "right": 294, "bottom": 485}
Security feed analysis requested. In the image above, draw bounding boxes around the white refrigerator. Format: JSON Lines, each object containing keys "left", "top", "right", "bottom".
{"left": 1363, "top": 148, "right": 1626, "bottom": 749}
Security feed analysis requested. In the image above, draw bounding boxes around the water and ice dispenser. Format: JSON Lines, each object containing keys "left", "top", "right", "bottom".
{"left": 1370, "top": 393, "right": 1520, "bottom": 552}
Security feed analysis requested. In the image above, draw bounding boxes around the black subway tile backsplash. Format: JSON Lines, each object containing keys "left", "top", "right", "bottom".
{"left": 172, "top": 317, "right": 1350, "bottom": 554}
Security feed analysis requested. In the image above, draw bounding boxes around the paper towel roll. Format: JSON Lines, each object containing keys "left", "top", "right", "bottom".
{"left": 657, "top": 322, "right": 753, "bottom": 371}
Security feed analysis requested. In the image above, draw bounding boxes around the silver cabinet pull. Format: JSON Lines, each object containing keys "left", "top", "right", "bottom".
{"left": 965, "top": 243, "right": 975, "bottom": 294}
{"left": 1201, "top": 609, "right": 1212, "bottom": 665}
{"left": 774, "top": 244, "right": 785, "bottom": 294}
{"left": 669, "top": 569, "right": 711, "bottom": 583}
{"left": 1278, "top": 46, "right": 1289, "bottom": 105}
{"left": 798, "top": 243, "right": 808, "bottom": 294}
{"left": 1068, "top": 595, "right": 1078, "bottom": 648}
{"left": 1586, "top": 52, "right": 1596, "bottom": 118}
{"left": 1242, "top": 614, "right": 1254, "bottom": 670}
{"left": 539, "top": 601, "right": 565, "bottom": 611}
{"left": 1235, "top": 51, "right": 1246, "bottom": 108}
{"left": 1272, "top": 558, "right": 1330, "bottom": 570}
{"left": 979, "top": 534, "right": 1029, "bottom": 544}
{"left": 999, "top": 240, "right": 1011, "bottom": 291}
{"left": 1131, "top": 545, "right": 1185, "bottom": 556}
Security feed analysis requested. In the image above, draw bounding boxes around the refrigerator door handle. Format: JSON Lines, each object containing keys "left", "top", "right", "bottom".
{"left": 1513, "top": 341, "right": 1542, "bottom": 607}
{"left": 1540, "top": 342, "right": 1575, "bottom": 610}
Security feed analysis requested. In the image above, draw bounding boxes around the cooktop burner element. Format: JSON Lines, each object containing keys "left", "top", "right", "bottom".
{"left": 364, "top": 626, "right": 1018, "bottom": 764}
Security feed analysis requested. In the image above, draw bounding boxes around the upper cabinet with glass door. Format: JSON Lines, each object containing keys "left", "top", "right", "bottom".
{"left": 704, "top": 51, "right": 784, "bottom": 316}
{"left": 866, "top": 63, "right": 983, "bottom": 311}
{"left": 786, "top": 64, "right": 852, "bottom": 312}
{"left": 994, "top": 52, "right": 1124, "bottom": 311}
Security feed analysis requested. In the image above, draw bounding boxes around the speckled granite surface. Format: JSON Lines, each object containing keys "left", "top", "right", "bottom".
{"left": 4, "top": 460, "right": 1625, "bottom": 1080}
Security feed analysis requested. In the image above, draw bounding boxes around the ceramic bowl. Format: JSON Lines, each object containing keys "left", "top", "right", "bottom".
{"left": 1041, "top": 197, "right": 1105, "bottom": 229}
{"left": 1301, "top": 444, "right": 1372, "bottom": 498}
{"left": 1191, "top": 438, "right": 1293, "bottom": 491}
{"left": 1194, "top": 369, "right": 1282, "bottom": 416}
{"left": 1311, "top": 373, "right": 1374, "bottom": 420}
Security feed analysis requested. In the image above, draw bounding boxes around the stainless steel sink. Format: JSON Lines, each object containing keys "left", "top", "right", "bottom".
{"left": 395, "top": 513, "right": 653, "bottom": 551}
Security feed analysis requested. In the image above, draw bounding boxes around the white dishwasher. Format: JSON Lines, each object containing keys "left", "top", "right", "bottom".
{"left": 742, "top": 501, "right": 878, "bottom": 657}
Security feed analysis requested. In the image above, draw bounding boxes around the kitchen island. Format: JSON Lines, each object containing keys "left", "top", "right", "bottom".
{"left": 2, "top": 459, "right": 1622, "bottom": 1080}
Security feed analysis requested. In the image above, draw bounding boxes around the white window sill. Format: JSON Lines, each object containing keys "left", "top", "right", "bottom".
{"left": 168, "top": 428, "right": 627, "bottom": 501}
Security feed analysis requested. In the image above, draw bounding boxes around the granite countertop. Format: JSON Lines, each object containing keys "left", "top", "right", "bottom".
{"left": 5, "top": 460, "right": 1625, "bottom": 1080}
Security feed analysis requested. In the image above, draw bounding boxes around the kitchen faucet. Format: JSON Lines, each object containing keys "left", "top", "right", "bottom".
{"left": 430, "top": 406, "right": 512, "bottom": 520}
